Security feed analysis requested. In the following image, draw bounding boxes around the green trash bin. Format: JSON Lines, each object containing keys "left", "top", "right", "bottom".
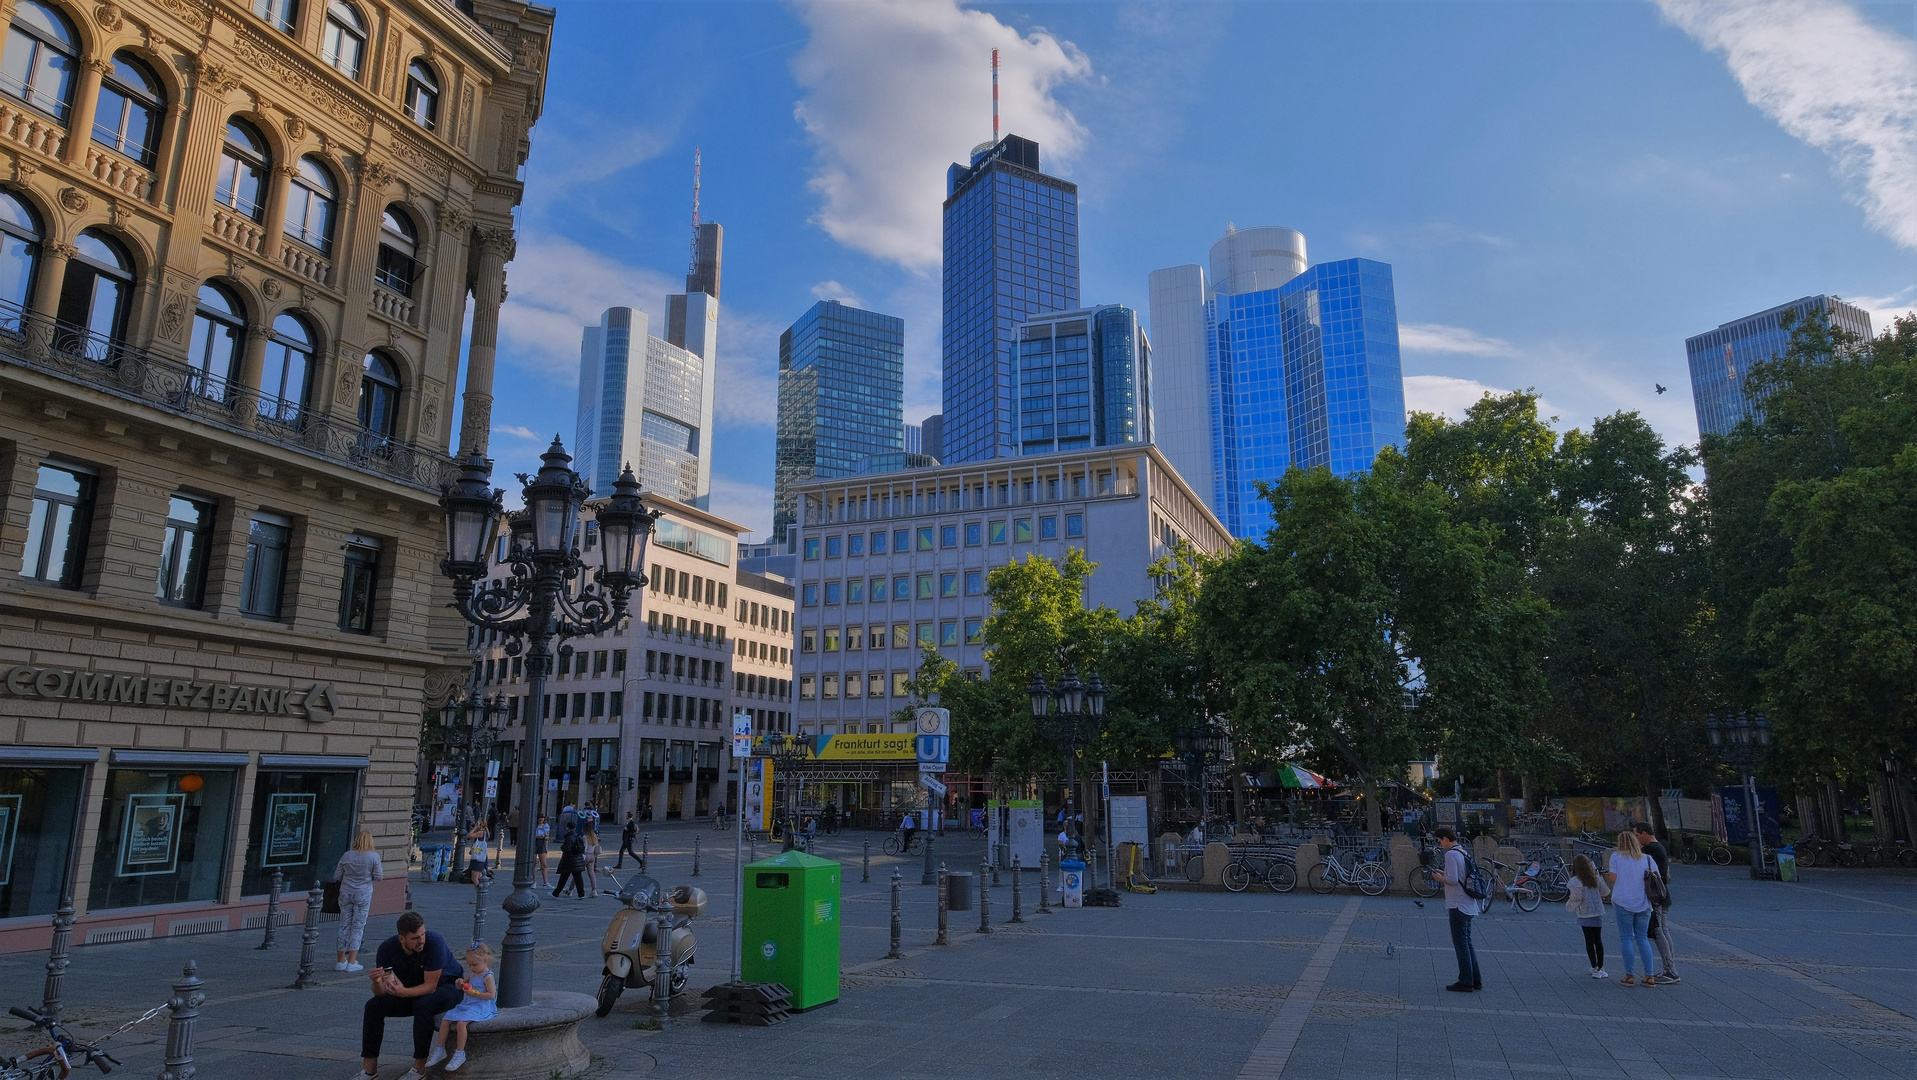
{"left": 740, "top": 850, "right": 841, "bottom": 1010}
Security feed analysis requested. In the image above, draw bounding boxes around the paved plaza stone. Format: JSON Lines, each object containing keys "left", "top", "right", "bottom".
{"left": 1, "top": 824, "right": 1913, "bottom": 1079}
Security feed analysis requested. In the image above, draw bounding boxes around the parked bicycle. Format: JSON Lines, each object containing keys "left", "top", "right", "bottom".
{"left": 1678, "top": 832, "right": 1733, "bottom": 865}
{"left": 1480, "top": 855, "right": 1542, "bottom": 912}
{"left": 2, "top": 1005, "right": 128, "bottom": 1078}
{"left": 1222, "top": 850, "right": 1298, "bottom": 893}
{"left": 1308, "top": 843, "right": 1389, "bottom": 896}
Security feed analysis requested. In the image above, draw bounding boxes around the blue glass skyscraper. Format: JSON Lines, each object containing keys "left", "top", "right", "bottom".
{"left": 1685, "top": 295, "right": 1871, "bottom": 438}
{"left": 1014, "top": 305, "right": 1151, "bottom": 455}
{"left": 941, "top": 134, "right": 1080, "bottom": 463}
{"left": 773, "top": 300, "right": 906, "bottom": 538}
{"left": 1209, "top": 257, "right": 1406, "bottom": 539}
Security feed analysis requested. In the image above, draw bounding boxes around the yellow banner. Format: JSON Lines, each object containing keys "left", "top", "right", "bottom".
{"left": 753, "top": 733, "right": 917, "bottom": 761}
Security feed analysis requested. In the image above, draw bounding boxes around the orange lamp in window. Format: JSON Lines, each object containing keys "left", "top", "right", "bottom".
{"left": 178, "top": 774, "right": 204, "bottom": 793}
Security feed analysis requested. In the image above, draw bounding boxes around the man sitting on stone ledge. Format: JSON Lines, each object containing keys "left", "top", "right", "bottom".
{"left": 353, "top": 910, "right": 464, "bottom": 1080}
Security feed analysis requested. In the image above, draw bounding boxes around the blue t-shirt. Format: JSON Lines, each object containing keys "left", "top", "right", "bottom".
{"left": 376, "top": 930, "right": 462, "bottom": 989}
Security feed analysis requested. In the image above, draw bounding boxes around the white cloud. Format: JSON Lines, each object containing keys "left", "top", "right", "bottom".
{"left": 790, "top": 0, "right": 1092, "bottom": 270}
{"left": 1404, "top": 376, "right": 1564, "bottom": 425}
{"left": 1848, "top": 287, "right": 1917, "bottom": 329}
{"left": 1654, "top": 0, "right": 1917, "bottom": 249}
{"left": 1399, "top": 323, "right": 1523, "bottom": 358}
{"left": 810, "top": 280, "right": 865, "bottom": 307}
{"left": 705, "top": 475, "right": 775, "bottom": 540}
{"left": 491, "top": 424, "right": 541, "bottom": 441}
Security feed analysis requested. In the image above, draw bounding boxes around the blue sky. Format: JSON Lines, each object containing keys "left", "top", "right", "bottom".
{"left": 475, "top": 0, "right": 1917, "bottom": 538}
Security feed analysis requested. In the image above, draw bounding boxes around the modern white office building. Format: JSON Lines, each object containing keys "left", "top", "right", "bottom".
{"left": 786, "top": 444, "right": 1230, "bottom": 736}
{"left": 1150, "top": 226, "right": 1309, "bottom": 517}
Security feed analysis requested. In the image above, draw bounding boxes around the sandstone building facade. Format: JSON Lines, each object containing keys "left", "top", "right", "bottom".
{"left": 0, "top": 0, "right": 550, "bottom": 951}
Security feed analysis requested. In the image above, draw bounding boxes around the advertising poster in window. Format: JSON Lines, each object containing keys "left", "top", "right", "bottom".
{"left": 0, "top": 794, "right": 19, "bottom": 885}
{"left": 263, "top": 793, "right": 316, "bottom": 867}
{"left": 118, "top": 793, "right": 185, "bottom": 877}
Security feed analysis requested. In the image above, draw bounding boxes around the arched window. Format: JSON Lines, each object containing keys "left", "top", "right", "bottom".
{"left": 403, "top": 60, "right": 438, "bottom": 131}
{"left": 374, "top": 207, "right": 418, "bottom": 297}
{"left": 0, "top": 0, "right": 77, "bottom": 120}
{"left": 358, "top": 351, "right": 399, "bottom": 437}
{"left": 260, "top": 311, "right": 313, "bottom": 423}
{"left": 283, "top": 156, "right": 336, "bottom": 255}
{"left": 0, "top": 189, "right": 41, "bottom": 325}
{"left": 321, "top": 2, "right": 365, "bottom": 79}
{"left": 55, "top": 229, "right": 131, "bottom": 355}
{"left": 214, "top": 119, "right": 269, "bottom": 222}
{"left": 251, "top": 0, "right": 297, "bottom": 34}
{"left": 187, "top": 282, "right": 244, "bottom": 399}
{"left": 90, "top": 53, "right": 163, "bottom": 166}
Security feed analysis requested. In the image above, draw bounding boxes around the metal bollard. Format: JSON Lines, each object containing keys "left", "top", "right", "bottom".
{"left": 648, "top": 913, "right": 672, "bottom": 1017}
{"left": 977, "top": 859, "right": 991, "bottom": 933}
{"left": 256, "top": 871, "right": 283, "bottom": 950}
{"left": 886, "top": 869, "right": 903, "bottom": 959}
{"left": 922, "top": 834, "right": 936, "bottom": 885}
{"left": 290, "top": 886, "right": 321, "bottom": 989}
{"left": 862, "top": 840, "right": 870, "bottom": 883}
{"left": 1039, "top": 853, "right": 1052, "bottom": 913}
{"left": 692, "top": 835, "right": 702, "bottom": 877}
{"left": 1011, "top": 854, "right": 1023, "bottom": 923}
{"left": 42, "top": 893, "right": 73, "bottom": 1019}
{"left": 159, "top": 960, "right": 204, "bottom": 1080}
{"left": 936, "top": 864, "right": 949, "bottom": 946}
{"left": 642, "top": 832, "right": 649, "bottom": 867}
{"left": 472, "top": 877, "right": 488, "bottom": 949}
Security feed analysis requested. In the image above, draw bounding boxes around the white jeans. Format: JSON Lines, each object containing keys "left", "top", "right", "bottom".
{"left": 336, "top": 886, "right": 374, "bottom": 953}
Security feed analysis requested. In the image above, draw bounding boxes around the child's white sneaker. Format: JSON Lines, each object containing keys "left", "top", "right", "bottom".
{"left": 425, "top": 1045, "right": 447, "bottom": 1067}
{"left": 334, "top": 962, "right": 347, "bottom": 971}
{"left": 447, "top": 1051, "right": 467, "bottom": 1072}
{"left": 344, "top": 962, "right": 364, "bottom": 972}
{"left": 1592, "top": 967, "right": 1609, "bottom": 979}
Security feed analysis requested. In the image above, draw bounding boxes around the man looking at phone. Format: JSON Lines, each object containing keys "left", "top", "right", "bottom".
{"left": 1430, "top": 827, "right": 1482, "bottom": 992}
{"left": 353, "top": 910, "right": 464, "bottom": 1080}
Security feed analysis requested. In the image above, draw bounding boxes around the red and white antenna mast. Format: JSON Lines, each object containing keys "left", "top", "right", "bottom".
{"left": 991, "top": 48, "right": 1000, "bottom": 142}
{"left": 687, "top": 147, "right": 701, "bottom": 276}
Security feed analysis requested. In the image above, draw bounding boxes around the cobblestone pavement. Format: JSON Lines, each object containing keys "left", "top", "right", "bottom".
{"left": 2, "top": 825, "right": 1913, "bottom": 1079}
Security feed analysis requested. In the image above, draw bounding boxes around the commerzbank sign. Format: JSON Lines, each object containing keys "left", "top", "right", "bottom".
{"left": 1, "top": 665, "right": 339, "bottom": 723}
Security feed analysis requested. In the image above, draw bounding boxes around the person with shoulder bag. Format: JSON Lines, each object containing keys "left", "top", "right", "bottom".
{"left": 1633, "top": 821, "right": 1680, "bottom": 983}
{"left": 1605, "top": 830, "right": 1660, "bottom": 986}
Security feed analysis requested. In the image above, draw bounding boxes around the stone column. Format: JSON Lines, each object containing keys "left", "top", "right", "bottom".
{"left": 458, "top": 227, "right": 512, "bottom": 455}
{"left": 63, "top": 58, "right": 107, "bottom": 170}
{"left": 233, "top": 322, "right": 270, "bottom": 426}
{"left": 25, "top": 240, "right": 74, "bottom": 353}
{"left": 260, "top": 162, "right": 297, "bottom": 267}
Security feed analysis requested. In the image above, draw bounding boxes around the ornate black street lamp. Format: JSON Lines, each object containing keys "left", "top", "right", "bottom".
{"left": 437, "top": 689, "right": 507, "bottom": 877}
{"left": 1173, "top": 719, "right": 1231, "bottom": 828}
{"left": 761, "top": 731, "right": 811, "bottom": 849}
{"left": 1028, "top": 665, "right": 1107, "bottom": 837}
{"left": 1704, "top": 710, "right": 1773, "bottom": 880}
{"left": 439, "top": 439, "right": 658, "bottom": 1008}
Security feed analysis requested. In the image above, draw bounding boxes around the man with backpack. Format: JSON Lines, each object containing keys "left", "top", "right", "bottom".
{"left": 1431, "top": 827, "right": 1483, "bottom": 992}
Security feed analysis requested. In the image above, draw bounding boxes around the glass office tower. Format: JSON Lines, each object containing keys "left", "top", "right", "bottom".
{"left": 1685, "top": 295, "right": 1872, "bottom": 438}
{"left": 576, "top": 306, "right": 714, "bottom": 505}
{"left": 1209, "top": 257, "right": 1406, "bottom": 539}
{"left": 1014, "top": 305, "right": 1151, "bottom": 456}
{"left": 941, "top": 134, "right": 1080, "bottom": 464}
{"left": 773, "top": 300, "right": 907, "bottom": 539}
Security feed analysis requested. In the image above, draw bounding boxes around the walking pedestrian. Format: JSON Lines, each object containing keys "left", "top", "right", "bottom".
{"left": 1632, "top": 821, "right": 1681, "bottom": 983}
{"left": 1605, "top": 830, "right": 1660, "bottom": 987}
{"left": 551, "top": 826, "right": 587, "bottom": 899}
{"left": 1430, "top": 826, "right": 1481, "bottom": 992}
{"left": 464, "top": 821, "right": 489, "bottom": 884}
{"left": 351, "top": 911, "right": 463, "bottom": 1080}
{"left": 533, "top": 815, "right": 551, "bottom": 887}
{"left": 581, "top": 826, "right": 602, "bottom": 896}
{"left": 616, "top": 813, "right": 639, "bottom": 868}
{"left": 1566, "top": 854, "right": 1610, "bottom": 979}
{"left": 334, "top": 828, "right": 382, "bottom": 972}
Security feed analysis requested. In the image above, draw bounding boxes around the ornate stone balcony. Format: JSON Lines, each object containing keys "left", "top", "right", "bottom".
{"left": 279, "top": 241, "right": 331, "bottom": 287}
{"left": 0, "top": 301, "right": 455, "bottom": 493}
{"left": 372, "top": 284, "right": 416, "bottom": 326}
{"left": 209, "top": 207, "right": 267, "bottom": 254}
{"left": 0, "top": 101, "right": 65, "bottom": 158}
{"left": 82, "top": 146, "right": 153, "bottom": 201}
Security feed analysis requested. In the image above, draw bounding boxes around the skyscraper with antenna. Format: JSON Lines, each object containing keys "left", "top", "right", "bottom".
{"left": 939, "top": 51, "right": 1080, "bottom": 463}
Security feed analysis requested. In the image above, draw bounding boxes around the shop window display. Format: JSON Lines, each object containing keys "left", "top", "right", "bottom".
{"left": 241, "top": 769, "right": 359, "bottom": 896}
{"left": 0, "top": 765, "right": 84, "bottom": 918}
{"left": 88, "top": 768, "right": 236, "bottom": 910}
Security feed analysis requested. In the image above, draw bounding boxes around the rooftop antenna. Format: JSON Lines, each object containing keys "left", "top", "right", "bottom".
{"left": 687, "top": 147, "right": 701, "bottom": 277}
{"left": 991, "top": 48, "right": 1000, "bottom": 143}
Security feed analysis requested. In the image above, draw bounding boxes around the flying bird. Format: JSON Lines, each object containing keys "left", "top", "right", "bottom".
{"left": 1655, "top": 384, "right": 1668, "bottom": 395}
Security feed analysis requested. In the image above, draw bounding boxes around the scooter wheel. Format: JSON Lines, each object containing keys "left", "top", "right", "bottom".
{"left": 595, "top": 973, "right": 623, "bottom": 1017}
{"left": 670, "top": 971, "right": 688, "bottom": 995}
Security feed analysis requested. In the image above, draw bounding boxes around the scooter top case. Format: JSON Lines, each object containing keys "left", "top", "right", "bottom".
{"left": 667, "top": 885, "right": 709, "bottom": 917}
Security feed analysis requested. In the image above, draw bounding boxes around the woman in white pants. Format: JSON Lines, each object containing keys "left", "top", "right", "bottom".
{"left": 333, "top": 828, "right": 383, "bottom": 971}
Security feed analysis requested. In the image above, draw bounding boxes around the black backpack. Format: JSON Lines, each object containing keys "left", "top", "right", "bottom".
{"left": 1458, "top": 848, "right": 1489, "bottom": 901}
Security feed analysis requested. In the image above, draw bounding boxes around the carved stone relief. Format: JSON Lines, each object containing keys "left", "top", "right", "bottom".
{"left": 94, "top": 2, "right": 124, "bottom": 32}
{"left": 262, "top": 278, "right": 283, "bottom": 301}
{"left": 58, "top": 187, "right": 88, "bottom": 213}
{"left": 158, "top": 292, "right": 188, "bottom": 341}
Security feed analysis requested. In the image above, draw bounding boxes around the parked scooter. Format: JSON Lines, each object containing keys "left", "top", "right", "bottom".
{"left": 594, "top": 871, "right": 707, "bottom": 1017}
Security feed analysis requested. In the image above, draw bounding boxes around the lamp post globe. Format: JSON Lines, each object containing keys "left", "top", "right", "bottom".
{"left": 440, "top": 449, "right": 503, "bottom": 580}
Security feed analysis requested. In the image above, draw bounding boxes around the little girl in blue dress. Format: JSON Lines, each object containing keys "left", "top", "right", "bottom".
{"left": 425, "top": 943, "right": 496, "bottom": 1072}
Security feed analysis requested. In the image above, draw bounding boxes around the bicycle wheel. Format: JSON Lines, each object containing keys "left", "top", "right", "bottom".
{"left": 1186, "top": 853, "right": 1206, "bottom": 883}
{"left": 1512, "top": 882, "right": 1541, "bottom": 912}
{"left": 1794, "top": 846, "right": 1818, "bottom": 868}
{"left": 882, "top": 836, "right": 902, "bottom": 856}
{"left": 1538, "top": 870, "right": 1570, "bottom": 904}
{"left": 1267, "top": 861, "right": 1297, "bottom": 893}
{"left": 1710, "top": 844, "right": 1733, "bottom": 865}
{"left": 1898, "top": 847, "right": 1917, "bottom": 869}
{"left": 1307, "top": 862, "right": 1336, "bottom": 894}
{"left": 1357, "top": 863, "right": 1389, "bottom": 896}
{"left": 1836, "top": 848, "right": 1858, "bottom": 868}
{"left": 1862, "top": 847, "right": 1885, "bottom": 868}
{"left": 1409, "top": 865, "right": 1440, "bottom": 899}
{"left": 1223, "top": 861, "right": 1251, "bottom": 892}
{"left": 1680, "top": 844, "right": 1698, "bottom": 866}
